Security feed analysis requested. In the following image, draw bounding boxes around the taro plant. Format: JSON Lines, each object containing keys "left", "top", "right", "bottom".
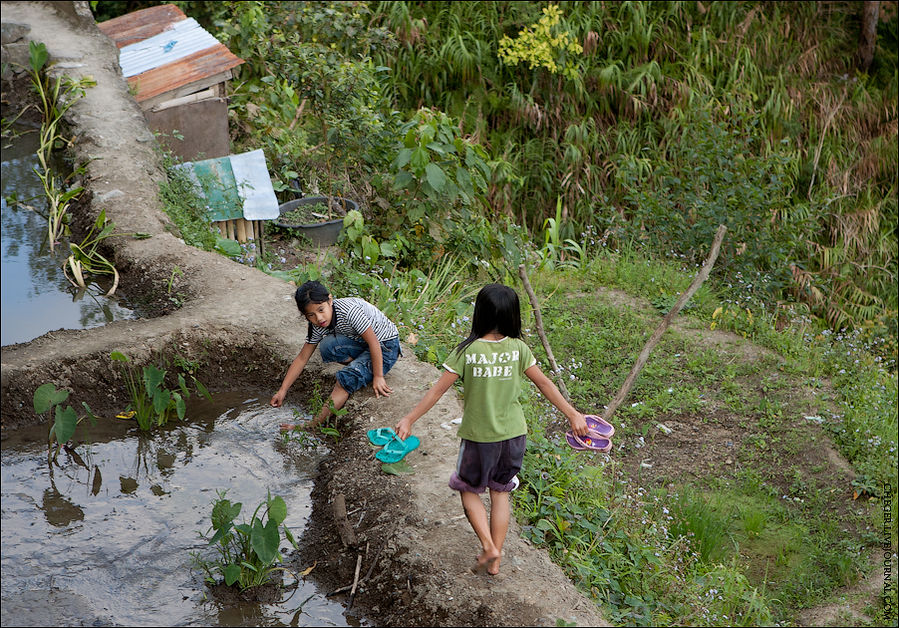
{"left": 24, "top": 41, "right": 96, "bottom": 251}
{"left": 64, "top": 209, "right": 135, "bottom": 296}
{"left": 33, "top": 382, "right": 96, "bottom": 463}
{"left": 194, "top": 490, "right": 298, "bottom": 590}
{"left": 110, "top": 351, "right": 211, "bottom": 431}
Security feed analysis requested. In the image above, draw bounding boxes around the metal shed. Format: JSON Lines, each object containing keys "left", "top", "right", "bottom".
{"left": 97, "top": 4, "right": 243, "bottom": 162}
{"left": 174, "top": 149, "right": 280, "bottom": 247}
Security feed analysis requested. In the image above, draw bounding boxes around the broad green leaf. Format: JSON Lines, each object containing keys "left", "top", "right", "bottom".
{"left": 143, "top": 365, "right": 166, "bottom": 395}
{"left": 392, "top": 148, "right": 412, "bottom": 170}
{"left": 152, "top": 389, "right": 171, "bottom": 415}
{"left": 426, "top": 141, "right": 448, "bottom": 155}
{"left": 425, "top": 163, "right": 447, "bottom": 193}
{"left": 178, "top": 374, "right": 189, "bottom": 398}
{"left": 268, "top": 496, "right": 287, "bottom": 525}
{"left": 29, "top": 41, "right": 48, "bottom": 75}
{"left": 263, "top": 269, "right": 295, "bottom": 283}
{"left": 53, "top": 405, "right": 78, "bottom": 445}
{"left": 392, "top": 171, "right": 413, "bottom": 190}
{"left": 34, "top": 383, "right": 68, "bottom": 414}
{"left": 380, "top": 240, "right": 397, "bottom": 258}
{"left": 212, "top": 498, "right": 238, "bottom": 530}
{"left": 208, "top": 524, "right": 231, "bottom": 546}
{"left": 251, "top": 519, "right": 280, "bottom": 565}
{"left": 403, "top": 128, "right": 417, "bottom": 148}
{"left": 110, "top": 351, "right": 130, "bottom": 362}
{"left": 223, "top": 563, "right": 241, "bottom": 586}
{"left": 380, "top": 460, "right": 415, "bottom": 475}
{"left": 455, "top": 166, "right": 473, "bottom": 196}
{"left": 410, "top": 146, "right": 429, "bottom": 171}
{"left": 215, "top": 237, "right": 243, "bottom": 257}
{"left": 173, "top": 392, "right": 186, "bottom": 420}
{"left": 193, "top": 378, "right": 212, "bottom": 401}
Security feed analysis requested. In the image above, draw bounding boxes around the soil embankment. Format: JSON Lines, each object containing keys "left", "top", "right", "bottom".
{"left": 0, "top": 3, "right": 607, "bottom": 626}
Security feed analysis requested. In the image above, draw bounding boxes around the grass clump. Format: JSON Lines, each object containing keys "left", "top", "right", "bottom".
{"left": 158, "top": 164, "right": 217, "bottom": 252}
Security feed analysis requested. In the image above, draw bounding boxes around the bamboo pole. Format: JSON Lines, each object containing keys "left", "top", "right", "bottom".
{"left": 518, "top": 263, "right": 570, "bottom": 402}
{"left": 257, "top": 221, "right": 265, "bottom": 256}
{"left": 600, "top": 224, "right": 727, "bottom": 422}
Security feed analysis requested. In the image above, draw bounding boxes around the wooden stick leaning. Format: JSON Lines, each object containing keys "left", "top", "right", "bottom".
{"left": 348, "top": 553, "right": 363, "bottom": 609}
{"left": 518, "top": 263, "right": 571, "bottom": 402}
{"left": 600, "top": 224, "right": 728, "bottom": 423}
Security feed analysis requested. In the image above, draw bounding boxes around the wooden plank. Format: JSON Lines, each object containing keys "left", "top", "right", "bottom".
{"left": 236, "top": 218, "right": 247, "bottom": 243}
{"left": 144, "top": 98, "right": 230, "bottom": 161}
{"left": 149, "top": 88, "right": 217, "bottom": 113}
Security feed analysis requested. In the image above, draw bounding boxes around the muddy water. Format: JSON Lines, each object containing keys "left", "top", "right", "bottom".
{"left": 1, "top": 127, "right": 138, "bottom": 346}
{"left": 1, "top": 392, "right": 359, "bottom": 627}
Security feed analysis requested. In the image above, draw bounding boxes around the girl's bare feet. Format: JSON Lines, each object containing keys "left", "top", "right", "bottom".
{"left": 471, "top": 548, "right": 501, "bottom": 575}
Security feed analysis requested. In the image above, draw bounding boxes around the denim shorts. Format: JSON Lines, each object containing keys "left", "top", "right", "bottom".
{"left": 448, "top": 435, "right": 526, "bottom": 494}
{"left": 318, "top": 334, "right": 401, "bottom": 394}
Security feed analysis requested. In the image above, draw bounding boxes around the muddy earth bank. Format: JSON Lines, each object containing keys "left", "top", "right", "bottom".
{"left": 0, "top": 3, "right": 607, "bottom": 626}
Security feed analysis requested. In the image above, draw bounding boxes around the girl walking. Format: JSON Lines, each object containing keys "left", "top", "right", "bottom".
{"left": 272, "top": 280, "right": 401, "bottom": 430}
{"left": 395, "top": 283, "right": 588, "bottom": 575}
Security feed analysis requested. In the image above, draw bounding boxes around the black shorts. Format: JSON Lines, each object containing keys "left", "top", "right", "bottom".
{"left": 448, "top": 435, "right": 526, "bottom": 494}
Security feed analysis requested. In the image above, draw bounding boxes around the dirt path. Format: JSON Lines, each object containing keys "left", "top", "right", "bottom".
{"left": 0, "top": 3, "right": 607, "bottom": 626}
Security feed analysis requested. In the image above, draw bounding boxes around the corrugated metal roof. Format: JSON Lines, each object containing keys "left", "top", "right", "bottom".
{"left": 96, "top": 4, "right": 187, "bottom": 49}
{"left": 174, "top": 150, "right": 279, "bottom": 222}
{"left": 117, "top": 18, "right": 221, "bottom": 78}
{"left": 98, "top": 4, "right": 243, "bottom": 103}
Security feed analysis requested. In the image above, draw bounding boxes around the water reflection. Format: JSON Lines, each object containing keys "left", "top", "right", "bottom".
{"left": 41, "top": 485, "right": 85, "bottom": 527}
{"left": 1, "top": 126, "right": 139, "bottom": 346}
{"left": 1, "top": 395, "right": 354, "bottom": 627}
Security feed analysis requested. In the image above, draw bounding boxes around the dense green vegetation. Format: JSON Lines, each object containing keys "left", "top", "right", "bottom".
{"left": 92, "top": 1, "right": 897, "bottom": 623}
{"left": 118, "top": 0, "right": 897, "bottom": 356}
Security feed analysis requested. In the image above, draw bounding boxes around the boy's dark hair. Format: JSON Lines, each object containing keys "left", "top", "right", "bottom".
{"left": 295, "top": 280, "right": 334, "bottom": 341}
{"left": 454, "top": 283, "right": 522, "bottom": 356}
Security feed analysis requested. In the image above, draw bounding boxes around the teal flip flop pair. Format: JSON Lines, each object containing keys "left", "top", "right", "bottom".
{"left": 367, "top": 428, "right": 420, "bottom": 463}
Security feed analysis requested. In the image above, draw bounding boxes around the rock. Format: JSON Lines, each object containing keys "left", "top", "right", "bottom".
{"left": 1, "top": 42, "right": 32, "bottom": 77}
{"left": 1, "top": 22, "right": 30, "bottom": 44}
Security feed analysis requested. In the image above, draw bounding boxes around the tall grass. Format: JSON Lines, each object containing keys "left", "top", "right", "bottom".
{"left": 368, "top": 0, "right": 897, "bottom": 340}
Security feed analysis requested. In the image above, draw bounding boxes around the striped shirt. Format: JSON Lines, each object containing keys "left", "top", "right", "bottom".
{"left": 307, "top": 297, "right": 399, "bottom": 345}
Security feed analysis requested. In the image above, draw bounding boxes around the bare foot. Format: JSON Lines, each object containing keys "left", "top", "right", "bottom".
{"left": 470, "top": 549, "right": 500, "bottom": 575}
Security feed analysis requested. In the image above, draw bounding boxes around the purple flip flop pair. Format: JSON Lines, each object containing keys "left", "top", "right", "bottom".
{"left": 566, "top": 415, "right": 615, "bottom": 452}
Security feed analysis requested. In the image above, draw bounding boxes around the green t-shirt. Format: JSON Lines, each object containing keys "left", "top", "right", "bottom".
{"left": 442, "top": 337, "right": 537, "bottom": 443}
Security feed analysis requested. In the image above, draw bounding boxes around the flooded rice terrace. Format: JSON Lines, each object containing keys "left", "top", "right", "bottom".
{"left": 1, "top": 126, "right": 139, "bottom": 346}
{"left": 1, "top": 392, "right": 357, "bottom": 627}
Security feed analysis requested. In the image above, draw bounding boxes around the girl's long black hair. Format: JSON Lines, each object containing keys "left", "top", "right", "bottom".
{"left": 453, "top": 283, "right": 522, "bottom": 356}
{"left": 295, "top": 280, "right": 334, "bottom": 341}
